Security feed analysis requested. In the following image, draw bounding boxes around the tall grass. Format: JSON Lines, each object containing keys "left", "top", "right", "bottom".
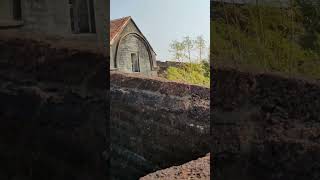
{"left": 211, "top": 0, "right": 320, "bottom": 79}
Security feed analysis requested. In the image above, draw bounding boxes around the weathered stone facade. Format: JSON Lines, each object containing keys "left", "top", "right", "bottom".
{"left": 110, "top": 17, "right": 158, "bottom": 76}
{"left": 0, "top": 0, "right": 108, "bottom": 50}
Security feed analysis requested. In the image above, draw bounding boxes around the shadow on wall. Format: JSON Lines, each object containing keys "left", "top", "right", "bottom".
{"left": 212, "top": 67, "right": 320, "bottom": 180}
{"left": 0, "top": 36, "right": 108, "bottom": 179}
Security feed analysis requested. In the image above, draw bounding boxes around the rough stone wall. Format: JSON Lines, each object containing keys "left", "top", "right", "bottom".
{"left": 0, "top": 36, "right": 108, "bottom": 179}
{"left": 0, "top": 0, "right": 108, "bottom": 46}
{"left": 94, "top": 0, "right": 109, "bottom": 52}
{"left": 117, "top": 33, "right": 151, "bottom": 74}
{"left": 212, "top": 68, "right": 320, "bottom": 180}
{"left": 156, "top": 61, "right": 186, "bottom": 77}
{"left": 21, "top": 0, "right": 71, "bottom": 35}
{"left": 110, "top": 73, "right": 210, "bottom": 179}
{"left": 110, "top": 20, "right": 157, "bottom": 76}
{"left": 0, "top": 0, "right": 13, "bottom": 20}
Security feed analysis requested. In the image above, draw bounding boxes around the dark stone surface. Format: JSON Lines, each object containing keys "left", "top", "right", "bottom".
{"left": 110, "top": 72, "right": 210, "bottom": 180}
{"left": 0, "top": 38, "right": 108, "bottom": 180}
{"left": 212, "top": 68, "right": 320, "bottom": 180}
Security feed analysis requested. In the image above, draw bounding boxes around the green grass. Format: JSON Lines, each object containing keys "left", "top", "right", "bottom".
{"left": 166, "top": 61, "right": 210, "bottom": 87}
{"left": 211, "top": 2, "right": 320, "bottom": 79}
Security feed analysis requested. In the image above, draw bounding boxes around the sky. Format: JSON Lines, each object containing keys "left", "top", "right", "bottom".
{"left": 111, "top": 0, "right": 210, "bottom": 61}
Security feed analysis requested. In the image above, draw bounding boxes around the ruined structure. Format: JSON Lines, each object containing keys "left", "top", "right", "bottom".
{"left": 110, "top": 16, "right": 158, "bottom": 76}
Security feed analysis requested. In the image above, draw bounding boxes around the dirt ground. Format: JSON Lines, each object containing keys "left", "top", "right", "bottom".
{"left": 140, "top": 154, "right": 210, "bottom": 180}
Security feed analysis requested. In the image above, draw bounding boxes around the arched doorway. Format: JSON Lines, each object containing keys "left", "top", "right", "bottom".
{"left": 115, "top": 33, "right": 153, "bottom": 75}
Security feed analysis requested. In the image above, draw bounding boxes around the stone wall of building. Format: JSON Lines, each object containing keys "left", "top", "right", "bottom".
{"left": 110, "top": 72, "right": 210, "bottom": 179}
{"left": 0, "top": 0, "right": 108, "bottom": 50}
{"left": 116, "top": 33, "right": 152, "bottom": 74}
{"left": 212, "top": 68, "right": 320, "bottom": 180}
{"left": 110, "top": 20, "right": 157, "bottom": 76}
{"left": 21, "top": 0, "right": 69, "bottom": 34}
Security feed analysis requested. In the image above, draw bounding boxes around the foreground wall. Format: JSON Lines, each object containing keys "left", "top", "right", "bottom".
{"left": 110, "top": 73, "right": 210, "bottom": 179}
{"left": 0, "top": 31, "right": 210, "bottom": 180}
{"left": 212, "top": 68, "right": 320, "bottom": 180}
{"left": 0, "top": 35, "right": 108, "bottom": 179}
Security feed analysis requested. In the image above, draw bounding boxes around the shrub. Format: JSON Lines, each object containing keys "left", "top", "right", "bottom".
{"left": 166, "top": 62, "right": 210, "bottom": 87}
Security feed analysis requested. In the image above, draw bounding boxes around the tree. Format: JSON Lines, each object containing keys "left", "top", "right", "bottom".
{"left": 194, "top": 35, "right": 206, "bottom": 62}
{"left": 182, "top": 36, "right": 194, "bottom": 62}
{"left": 169, "top": 40, "right": 185, "bottom": 62}
{"left": 207, "top": 45, "right": 210, "bottom": 63}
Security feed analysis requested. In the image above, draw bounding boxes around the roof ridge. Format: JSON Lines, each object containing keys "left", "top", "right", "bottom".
{"left": 109, "top": 16, "right": 156, "bottom": 54}
{"left": 110, "top": 16, "right": 131, "bottom": 22}
{"left": 110, "top": 16, "right": 132, "bottom": 43}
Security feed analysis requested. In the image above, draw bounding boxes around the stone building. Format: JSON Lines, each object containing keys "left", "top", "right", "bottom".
{"left": 0, "top": 0, "right": 108, "bottom": 49}
{"left": 110, "top": 16, "right": 158, "bottom": 76}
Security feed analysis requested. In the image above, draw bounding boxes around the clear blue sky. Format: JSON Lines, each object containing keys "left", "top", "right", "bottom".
{"left": 111, "top": 0, "right": 210, "bottom": 61}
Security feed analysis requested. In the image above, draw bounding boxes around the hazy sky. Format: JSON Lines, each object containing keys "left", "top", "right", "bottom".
{"left": 111, "top": 0, "right": 210, "bottom": 61}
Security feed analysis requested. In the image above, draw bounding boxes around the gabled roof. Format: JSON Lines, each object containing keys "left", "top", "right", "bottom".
{"left": 110, "top": 16, "right": 131, "bottom": 43}
{"left": 110, "top": 16, "right": 156, "bottom": 54}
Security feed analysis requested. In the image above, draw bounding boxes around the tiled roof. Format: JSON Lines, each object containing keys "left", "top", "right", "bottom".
{"left": 110, "top": 16, "right": 131, "bottom": 44}
{"left": 109, "top": 16, "right": 156, "bottom": 54}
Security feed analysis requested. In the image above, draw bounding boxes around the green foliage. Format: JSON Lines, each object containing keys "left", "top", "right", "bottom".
{"left": 169, "top": 40, "right": 186, "bottom": 62}
{"left": 169, "top": 36, "right": 208, "bottom": 63}
{"left": 166, "top": 36, "right": 210, "bottom": 86}
{"left": 183, "top": 36, "right": 194, "bottom": 62}
{"left": 211, "top": 1, "right": 320, "bottom": 78}
{"left": 195, "top": 36, "right": 207, "bottom": 62}
{"left": 166, "top": 62, "right": 210, "bottom": 87}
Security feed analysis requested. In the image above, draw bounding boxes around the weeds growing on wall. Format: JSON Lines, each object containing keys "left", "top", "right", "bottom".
{"left": 211, "top": 0, "right": 320, "bottom": 79}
